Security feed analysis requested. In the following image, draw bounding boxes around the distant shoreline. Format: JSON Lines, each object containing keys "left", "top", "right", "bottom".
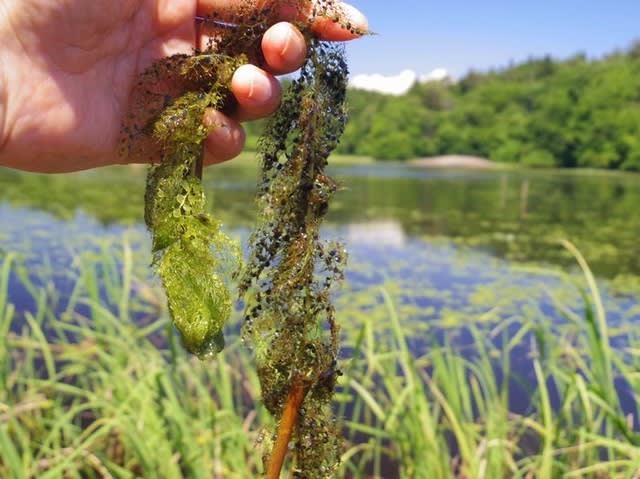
{"left": 409, "top": 155, "right": 499, "bottom": 169}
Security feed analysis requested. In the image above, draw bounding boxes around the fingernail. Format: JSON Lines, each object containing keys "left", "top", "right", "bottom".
{"left": 340, "top": 3, "right": 369, "bottom": 33}
{"left": 204, "top": 111, "right": 230, "bottom": 142}
{"left": 245, "top": 67, "right": 272, "bottom": 103}
{"left": 208, "top": 121, "right": 232, "bottom": 144}
{"left": 280, "top": 27, "right": 293, "bottom": 57}
{"left": 271, "top": 22, "right": 304, "bottom": 61}
{"left": 205, "top": 115, "right": 245, "bottom": 158}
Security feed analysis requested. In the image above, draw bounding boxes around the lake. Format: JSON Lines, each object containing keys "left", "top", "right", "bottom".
{"left": 1, "top": 162, "right": 639, "bottom": 386}
{"left": 3, "top": 160, "right": 640, "bottom": 477}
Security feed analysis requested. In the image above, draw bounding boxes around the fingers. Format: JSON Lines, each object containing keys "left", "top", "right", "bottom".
{"left": 311, "top": 3, "right": 368, "bottom": 41}
{"left": 231, "top": 64, "right": 282, "bottom": 121}
{"left": 261, "top": 22, "right": 307, "bottom": 75}
{"left": 196, "top": 0, "right": 368, "bottom": 41}
{"left": 203, "top": 64, "right": 280, "bottom": 162}
{"left": 202, "top": 109, "right": 246, "bottom": 164}
{"left": 197, "top": 0, "right": 369, "bottom": 166}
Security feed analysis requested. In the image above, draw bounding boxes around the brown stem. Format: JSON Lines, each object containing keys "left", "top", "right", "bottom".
{"left": 191, "top": 145, "right": 204, "bottom": 180}
{"left": 266, "top": 378, "right": 310, "bottom": 479}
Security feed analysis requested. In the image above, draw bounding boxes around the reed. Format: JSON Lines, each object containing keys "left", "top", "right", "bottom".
{"left": 2, "top": 237, "right": 640, "bottom": 477}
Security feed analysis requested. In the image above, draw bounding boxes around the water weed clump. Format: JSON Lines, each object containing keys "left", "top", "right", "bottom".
{"left": 238, "top": 40, "right": 349, "bottom": 477}
{"left": 119, "top": 0, "right": 360, "bottom": 475}
{"left": 119, "top": 50, "right": 247, "bottom": 359}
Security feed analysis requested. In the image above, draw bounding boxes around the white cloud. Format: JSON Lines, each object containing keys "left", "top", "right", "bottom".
{"left": 419, "top": 68, "right": 449, "bottom": 83}
{"left": 349, "top": 68, "right": 449, "bottom": 96}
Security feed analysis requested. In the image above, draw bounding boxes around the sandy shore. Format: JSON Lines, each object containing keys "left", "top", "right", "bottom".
{"left": 410, "top": 155, "right": 498, "bottom": 169}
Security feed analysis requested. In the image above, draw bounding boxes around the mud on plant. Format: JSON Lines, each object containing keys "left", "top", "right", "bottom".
{"left": 119, "top": 1, "right": 360, "bottom": 475}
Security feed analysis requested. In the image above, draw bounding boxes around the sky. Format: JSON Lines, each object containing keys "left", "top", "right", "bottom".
{"left": 343, "top": 0, "right": 640, "bottom": 82}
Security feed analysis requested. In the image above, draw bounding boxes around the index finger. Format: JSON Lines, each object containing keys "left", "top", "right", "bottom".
{"left": 196, "top": 0, "right": 368, "bottom": 41}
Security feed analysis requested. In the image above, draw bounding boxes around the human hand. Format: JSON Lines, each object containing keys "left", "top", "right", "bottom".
{"left": 0, "top": 0, "right": 367, "bottom": 172}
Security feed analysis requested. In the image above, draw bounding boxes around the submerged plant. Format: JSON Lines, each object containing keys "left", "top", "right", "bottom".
{"left": 120, "top": 52, "right": 245, "bottom": 359}
{"left": 238, "top": 39, "right": 349, "bottom": 477}
{"left": 119, "top": 0, "right": 360, "bottom": 475}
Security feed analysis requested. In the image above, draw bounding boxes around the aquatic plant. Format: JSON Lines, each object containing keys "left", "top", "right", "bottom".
{"left": 118, "top": 0, "right": 358, "bottom": 475}
{"left": 119, "top": 51, "right": 247, "bottom": 359}
{"left": 238, "top": 40, "right": 349, "bottom": 477}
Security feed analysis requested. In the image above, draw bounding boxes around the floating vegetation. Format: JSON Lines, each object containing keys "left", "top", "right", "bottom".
{"left": 117, "top": 0, "right": 360, "bottom": 475}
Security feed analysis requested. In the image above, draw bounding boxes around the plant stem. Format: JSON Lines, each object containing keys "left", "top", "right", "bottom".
{"left": 191, "top": 146, "right": 204, "bottom": 180}
{"left": 266, "top": 378, "right": 310, "bottom": 479}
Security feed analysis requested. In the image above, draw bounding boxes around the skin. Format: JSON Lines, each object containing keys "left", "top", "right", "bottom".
{"left": 0, "top": 0, "right": 367, "bottom": 172}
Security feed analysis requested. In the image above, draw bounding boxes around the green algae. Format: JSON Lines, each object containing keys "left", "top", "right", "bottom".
{"left": 121, "top": 53, "right": 245, "bottom": 359}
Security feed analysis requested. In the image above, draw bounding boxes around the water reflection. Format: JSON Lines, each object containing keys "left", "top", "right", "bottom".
{"left": 2, "top": 164, "right": 639, "bottom": 279}
{"left": 1, "top": 163, "right": 639, "bottom": 316}
{"left": 2, "top": 164, "right": 640, "bottom": 421}
{"left": 346, "top": 220, "right": 406, "bottom": 247}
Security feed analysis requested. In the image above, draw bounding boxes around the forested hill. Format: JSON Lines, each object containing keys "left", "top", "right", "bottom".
{"left": 336, "top": 44, "right": 640, "bottom": 170}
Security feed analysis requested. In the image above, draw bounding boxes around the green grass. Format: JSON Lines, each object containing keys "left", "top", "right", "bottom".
{"left": 2, "top": 237, "right": 640, "bottom": 478}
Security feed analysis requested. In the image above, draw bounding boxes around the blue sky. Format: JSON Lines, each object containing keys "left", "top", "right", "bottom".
{"left": 344, "top": 0, "right": 640, "bottom": 77}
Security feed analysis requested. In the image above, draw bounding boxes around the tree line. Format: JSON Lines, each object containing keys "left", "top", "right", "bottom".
{"left": 331, "top": 43, "right": 640, "bottom": 170}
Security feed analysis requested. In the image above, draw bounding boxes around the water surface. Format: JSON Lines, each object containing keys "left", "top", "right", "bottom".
{"left": 1, "top": 163, "right": 639, "bottom": 353}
